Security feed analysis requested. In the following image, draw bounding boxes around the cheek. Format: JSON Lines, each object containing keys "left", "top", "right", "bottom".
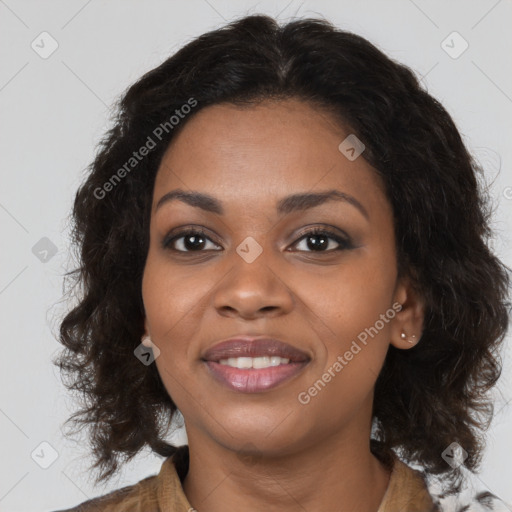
{"left": 141, "top": 253, "right": 220, "bottom": 401}
{"left": 298, "top": 276, "right": 394, "bottom": 426}
{"left": 298, "top": 248, "right": 396, "bottom": 398}
{"left": 141, "top": 257, "right": 193, "bottom": 375}
{"left": 303, "top": 248, "right": 396, "bottom": 339}
{"left": 142, "top": 253, "right": 206, "bottom": 338}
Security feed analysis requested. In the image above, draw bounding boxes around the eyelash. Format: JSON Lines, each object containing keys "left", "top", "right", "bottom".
{"left": 161, "top": 227, "right": 354, "bottom": 254}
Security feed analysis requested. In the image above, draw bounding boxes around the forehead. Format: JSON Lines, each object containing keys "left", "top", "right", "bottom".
{"left": 152, "top": 99, "right": 389, "bottom": 218}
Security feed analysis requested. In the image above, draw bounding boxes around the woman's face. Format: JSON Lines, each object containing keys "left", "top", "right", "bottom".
{"left": 142, "top": 98, "right": 421, "bottom": 456}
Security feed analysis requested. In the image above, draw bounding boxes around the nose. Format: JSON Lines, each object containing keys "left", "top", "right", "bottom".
{"left": 212, "top": 246, "right": 294, "bottom": 320}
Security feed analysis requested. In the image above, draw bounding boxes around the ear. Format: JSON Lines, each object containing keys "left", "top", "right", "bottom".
{"left": 141, "top": 318, "right": 152, "bottom": 346}
{"left": 390, "top": 276, "right": 425, "bottom": 350}
{"left": 142, "top": 316, "right": 150, "bottom": 337}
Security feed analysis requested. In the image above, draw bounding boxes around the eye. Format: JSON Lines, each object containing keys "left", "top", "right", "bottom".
{"left": 162, "top": 228, "right": 221, "bottom": 252}
{"left": 162, "top": 226, "right": 353, "bottom": 254}
{"left": 292, "top": 227, "right": 353, "bottom": 252}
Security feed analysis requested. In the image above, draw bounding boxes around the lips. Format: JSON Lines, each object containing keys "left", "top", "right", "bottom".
{"left": 201, "top": 337, "right": 310, "bottom": 393}
{"left": 202, "top": 337, "right": 310, "bottom": 363}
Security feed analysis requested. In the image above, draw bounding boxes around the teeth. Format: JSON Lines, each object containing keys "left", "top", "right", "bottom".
{"left": 218, "top": 356, "right": 291, "bottom": 369}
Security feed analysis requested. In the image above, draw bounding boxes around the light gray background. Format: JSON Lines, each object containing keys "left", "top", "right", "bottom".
{"left": 1, "top": 1, "right": 511, "bottom": 511}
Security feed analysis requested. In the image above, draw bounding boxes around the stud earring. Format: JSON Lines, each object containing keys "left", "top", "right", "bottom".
{"left": 141, "top": 334, "right": 153, "bottom": 347}
{"left": 400, "top": 332, "right": 417, "bottom": 344}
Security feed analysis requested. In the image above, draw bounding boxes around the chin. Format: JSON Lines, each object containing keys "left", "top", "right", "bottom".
{"left": 203, "top": 409, "right": 308, "bottom": 453}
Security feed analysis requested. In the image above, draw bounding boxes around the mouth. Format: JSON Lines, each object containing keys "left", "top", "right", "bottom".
{"left": 201, "top": 337, "right": 311, "bottom": 393}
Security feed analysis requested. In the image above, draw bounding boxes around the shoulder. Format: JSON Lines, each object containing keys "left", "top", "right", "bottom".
{"left": 378, "top": 457, "right": 439, "bottom": 512}
{"left": 52, "top": 473, "right": 159, "bottom": 512}
{"left": 383, "top": 456, "right": 510, "bottom": 512}
{"left": 52, "top": 447, "right": 191, "bottom": 512}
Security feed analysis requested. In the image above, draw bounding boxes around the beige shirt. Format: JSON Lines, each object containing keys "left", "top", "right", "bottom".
{"left": 56, "top": 445, "right": 437, "bottom": 511}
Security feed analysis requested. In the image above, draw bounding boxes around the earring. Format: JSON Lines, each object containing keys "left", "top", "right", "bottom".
{"left": 401, "top": 332, "right": 417, "bottom": 344}
{"left": 141, "top": 334, "right": 153, "bottom": 347}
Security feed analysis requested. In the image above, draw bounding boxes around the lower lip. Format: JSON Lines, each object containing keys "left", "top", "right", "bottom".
{"left": 204, "top": 361, "right": 309, "bottom": 393}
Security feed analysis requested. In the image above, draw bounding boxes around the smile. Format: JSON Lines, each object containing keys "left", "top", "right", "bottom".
{"left": 219, "top": 356, "right": 290, "bottom": 368}
{"left": 204, "top": 360, "right": 309, "bottom": 393}
{"left": 202, "top": 336, "right": 311, "bottom": 393}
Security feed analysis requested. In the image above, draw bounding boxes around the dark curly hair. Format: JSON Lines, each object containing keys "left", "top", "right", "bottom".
{"left": 55, "top": 14, "right": 511, "bottom": 494}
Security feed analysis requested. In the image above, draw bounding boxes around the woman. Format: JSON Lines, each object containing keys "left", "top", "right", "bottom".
{"left": 54, "top": 14, "right": 511, "bottom": 512}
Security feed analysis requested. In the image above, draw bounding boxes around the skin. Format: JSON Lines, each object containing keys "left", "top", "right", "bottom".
{"left": 142, "top": 98, "right": 425, "bottom": 512}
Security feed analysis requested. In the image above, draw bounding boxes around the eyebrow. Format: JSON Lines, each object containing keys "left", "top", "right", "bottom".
{"left": 155, "top": 188, "right": 369, "bottom": 220}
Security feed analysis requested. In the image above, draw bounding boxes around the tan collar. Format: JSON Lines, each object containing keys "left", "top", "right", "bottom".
{"left": 376, "top": 457, "right": 438, "bottom": 512}
{"left": 155, "top": 447, "right": 191, "bottom": 511}
{"left": 155, "top": 446, "right": 437, "bottom": 512}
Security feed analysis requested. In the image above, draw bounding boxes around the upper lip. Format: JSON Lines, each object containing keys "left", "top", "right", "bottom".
{"left": 202, "top": 336, "right": 310, "bottom": 363}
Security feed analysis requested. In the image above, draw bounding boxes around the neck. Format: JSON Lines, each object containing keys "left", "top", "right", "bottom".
{"left": 182, "top": 425, "right": 391, "bottom": 512}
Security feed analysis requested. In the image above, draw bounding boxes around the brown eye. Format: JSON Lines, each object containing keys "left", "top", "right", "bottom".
{"left": 162, "top": 229, "right": 222, "bottom": 252}
{"left": 292, "top": 228, "right": 353, "bottom": 252}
